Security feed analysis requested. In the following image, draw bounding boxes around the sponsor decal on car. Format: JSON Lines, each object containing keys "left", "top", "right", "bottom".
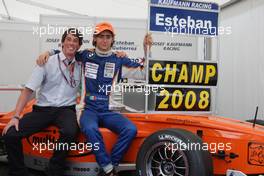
{"left": 248, "top": 142, "right": 264, "bottom": 166}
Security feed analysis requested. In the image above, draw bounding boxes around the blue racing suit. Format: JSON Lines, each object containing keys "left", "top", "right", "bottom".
{"left": 75, "top": 50, "right": 141, "bottom": 168}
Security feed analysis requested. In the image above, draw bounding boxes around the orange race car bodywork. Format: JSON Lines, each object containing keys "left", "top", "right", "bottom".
{"left": 0, "top": 100, "right": 264, "bottom": 175}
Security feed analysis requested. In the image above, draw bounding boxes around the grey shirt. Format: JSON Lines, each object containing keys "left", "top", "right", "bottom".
{"left": 26, "top": 52, "right": 82, "bottom": 107}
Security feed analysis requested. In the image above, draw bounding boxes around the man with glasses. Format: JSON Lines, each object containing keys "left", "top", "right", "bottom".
{"left": 2, "top": 28, "right": 82, "bottom": 176}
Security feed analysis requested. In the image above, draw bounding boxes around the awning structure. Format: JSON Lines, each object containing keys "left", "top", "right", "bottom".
{"left": 0, "top": 0, "right": 233, "bottom": 22}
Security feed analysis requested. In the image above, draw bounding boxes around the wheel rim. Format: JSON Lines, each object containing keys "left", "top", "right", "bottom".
{"left": 145, "top": 141, "right": 189, "bottom": 176}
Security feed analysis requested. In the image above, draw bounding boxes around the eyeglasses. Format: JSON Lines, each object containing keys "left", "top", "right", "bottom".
{"left": 97, "top": 34, "right": 113, "bottom": 40}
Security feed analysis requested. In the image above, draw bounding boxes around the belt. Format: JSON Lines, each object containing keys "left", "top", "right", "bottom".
{"left": 33, "top": 105, "right": 76, "bottom": 112}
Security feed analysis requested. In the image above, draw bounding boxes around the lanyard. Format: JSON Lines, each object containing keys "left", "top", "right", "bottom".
{"left": 57, "top": 54, "right": 77, "bottom": 88}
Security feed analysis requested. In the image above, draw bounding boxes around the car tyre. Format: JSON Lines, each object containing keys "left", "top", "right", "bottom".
{"left": 136, "top": 128, "right": 213, "bottom": 176}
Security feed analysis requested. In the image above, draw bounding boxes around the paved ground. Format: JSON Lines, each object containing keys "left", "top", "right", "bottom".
{"left": 0, "top": 157, "right": 133, "bottom": 176}
{"left": 0, "top": 156, "right": 45, "bottom": 176}
{"left": 0, "top": 163, "right": 45, "bottom": 176}
{"left": 0, "top": 162, "right": 8, "bottom": 176}
{"left": 0, "top": 156, "right": 8, "bottom": 176}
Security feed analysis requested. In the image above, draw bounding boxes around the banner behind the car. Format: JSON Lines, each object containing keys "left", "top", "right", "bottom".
{"left": 147, "top": 1, "right": 219, "bottom": 112}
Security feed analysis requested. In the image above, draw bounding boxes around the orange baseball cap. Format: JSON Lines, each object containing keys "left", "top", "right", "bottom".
{"left": 94, "top": 22, "right": 115, "bottom": 36}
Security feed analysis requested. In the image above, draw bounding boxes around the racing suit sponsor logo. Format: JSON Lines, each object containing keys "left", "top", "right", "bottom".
{"left": 104, "top": 62, "right": 115, "bottom": 78}
{"left": 85, "top": 62, "right": 99, "bottom": 79}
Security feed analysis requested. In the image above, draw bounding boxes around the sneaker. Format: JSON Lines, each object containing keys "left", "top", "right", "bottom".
{"left": 106, "top": 169, "right": 118, "bottom": 176}
{"left": 97, "top": 168, "right": 118, "bottom": 176}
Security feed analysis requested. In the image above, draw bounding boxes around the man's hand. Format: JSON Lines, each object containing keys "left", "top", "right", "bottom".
{"left": 36, "top": 51, "right": 50, "bottom": 66}
{"left": 143, "top": 33, "right": 153, "bottom": 58}
{"left": 76, "top": 103, "right": 85, "bottom": 126}
{"left": 139, "top": 57, "right": 145, "bottom": 70}
{"left": 144, "top": 33, "right": 153, "bottom": 47}
{"left": 115, "top": 51, "right": 127, "bottom": 58}
{"left": 86, "top": 48, "right": 95, "bottom": 52}
{"left": 2, "top": 117, "right": 19, "bottom": 136}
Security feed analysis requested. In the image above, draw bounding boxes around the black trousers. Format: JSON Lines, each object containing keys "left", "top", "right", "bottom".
{"left": 3, "top": 105, "right": 79, "bottom": 176}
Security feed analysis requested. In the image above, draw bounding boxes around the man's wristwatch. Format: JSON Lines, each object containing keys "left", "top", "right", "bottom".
{"left": 13, "top": 116, "right": 20, "bottom": 120}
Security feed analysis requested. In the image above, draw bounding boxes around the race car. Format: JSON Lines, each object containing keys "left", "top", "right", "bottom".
{"left": 0, "top": 99, "right": 264, "bottom": 176}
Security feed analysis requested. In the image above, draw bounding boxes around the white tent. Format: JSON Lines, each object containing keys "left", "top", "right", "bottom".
{"left": 1, "top": 0, "right": 233, "bottom": 22}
